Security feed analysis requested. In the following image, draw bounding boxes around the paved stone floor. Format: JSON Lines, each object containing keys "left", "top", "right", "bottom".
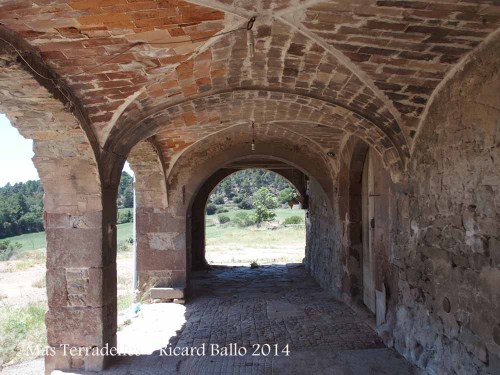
{"left": 48, "top": 264, "right": 417, "bottom": 374}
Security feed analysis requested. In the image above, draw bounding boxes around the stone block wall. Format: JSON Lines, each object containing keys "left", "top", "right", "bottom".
{"left": 128, "top": 141, "right": 186, "bottom": 292}
{"left": 390, "top": 37, "right": 500, "bottom": 374}
{"left": 305, "top": 34, "right": 500, "bottom": 373}
{"left": 304, "top": 179, "right": 343, "bottom": 298}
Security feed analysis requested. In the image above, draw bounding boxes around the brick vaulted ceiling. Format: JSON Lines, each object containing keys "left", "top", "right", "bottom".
{"left": 1, "top": 0, "right": 500, "bottom": 174}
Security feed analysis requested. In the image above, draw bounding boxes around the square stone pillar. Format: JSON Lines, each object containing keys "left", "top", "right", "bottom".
{"left": 128, "top": 140, "right": 187, "bottom": 297}
{"left": 135, "top": 208, "right": 187, "bottom": 293}
{"left": 43, "top": 172, "right": 117, "bottom": 374}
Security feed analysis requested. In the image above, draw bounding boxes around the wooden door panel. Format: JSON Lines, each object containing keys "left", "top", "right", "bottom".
{"left": 362, "top": 150, "right": 376, "bottom": 313}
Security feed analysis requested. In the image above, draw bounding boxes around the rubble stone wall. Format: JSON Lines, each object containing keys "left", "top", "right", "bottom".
{"left": 390, "top": 32, "right": 500, "bottom": 374}
{"left": 304, "top": 178, "right": 344, "bottom": 298}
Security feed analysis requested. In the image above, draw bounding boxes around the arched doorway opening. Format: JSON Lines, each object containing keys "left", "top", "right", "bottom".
{"left": 204, "top": 167, "right": 307, "bottom": 267}
{"left": 0, "top": 110, "right": 137, "bottom": 365}
{"left": 187, "top": 156, "right": 313, "bottom": 272}
{"left": 342, "top": 138, "right": 395, "bottom": 325}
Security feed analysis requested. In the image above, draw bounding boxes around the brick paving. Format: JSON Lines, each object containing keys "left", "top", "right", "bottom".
{"left": 63, "top": 265, "right": 416, "bottom": 374}
{"left": 181, "top": 265, "right": 385, "bottom": 352}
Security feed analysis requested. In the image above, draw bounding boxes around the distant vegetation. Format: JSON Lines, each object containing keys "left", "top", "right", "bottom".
{"left": 0, "top": 180, "right": 43, "bottom": 239}
{"left": 206, "top": 169, "right": 299, "bottom": 219}
{"left": 117, "top": 171, "right": 134, "bottom": 210}
{"left": 0, "top": 171, "right": 134, "bottom": 240}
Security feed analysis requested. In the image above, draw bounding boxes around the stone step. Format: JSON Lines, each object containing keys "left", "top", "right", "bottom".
{"left": 150, "top": 287, "right": 184, "bottom": 300}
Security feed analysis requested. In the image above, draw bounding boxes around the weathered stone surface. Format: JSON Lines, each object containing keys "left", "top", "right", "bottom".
{"left": 46, "top": 228, "right": 104, "bottom": 268}
{"left": 150, "top": 287, "right": 185, "bottom": 300}
{"left": 387, "top": 32, "right": 500, "bottom": 374}
{"left": 46, "top": 304, "right": 116, "bottom": 347}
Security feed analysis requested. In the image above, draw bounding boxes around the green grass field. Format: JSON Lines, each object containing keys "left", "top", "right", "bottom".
{"left": 205, "top": 206, "right": 305, "bottom": 225}
{"left": 3, "top": 206, "right": 302, "bottom": 261}
{"left": 0, "top": 302, "right": 47, "bottom": 365}
{"left": 206, "top": 225, "right": 305, "bottom": 249}
{"left": 4, "top": 223, "right": 134, "bottom": 258}
{"left": 5, "top": 208, "right": 301, "bottom": 251}
{"left": 205, "top": 207, "right": 306, "bottom": 265}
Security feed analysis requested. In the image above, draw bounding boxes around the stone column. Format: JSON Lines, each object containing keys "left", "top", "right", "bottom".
{"left": 128, "top": 141, "right": 186, "bottom": 295}
{"left": 0, "top": 47, "right": 117, "bottom": 373}
{"left": 42, "top": 158, "right": 117, "bottom": 373}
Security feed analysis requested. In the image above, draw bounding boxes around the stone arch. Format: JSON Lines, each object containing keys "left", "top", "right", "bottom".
{"left": 0, "top": 28, "right": 116, "bottom": 373}
{"left": 104, "top": 17, "right": 409, "bottom": 156}
{"left": 181, "top": 147, "right": 334, "bottom": 281}
{"left": 132, "top": 122, "right": 336, "bottom": 290}
{"left": 412, "top": 28, "right": 500, "bottom": 156}
{"left": 0, "top": 26, "right": 100, "bottom": 159}
{"left": 189, "top": 159, "right": 308, "bottom": 270}
{"left": 104, "top": 89, "right": 408, "bottom": 176}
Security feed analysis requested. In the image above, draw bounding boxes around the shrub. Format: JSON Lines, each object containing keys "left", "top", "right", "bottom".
{"left": 213, "top": 196, "right": 225, "bottom": 205}
{"left": 232, "top": 195, "right": 244, "bottom": 204}
{"left": 217, "top": 208, "right": 229, "bottom": 214}
{"left": 283, "top": 216, "right": 303, "bottom": 225}
{"left": 117, "top": 209, "right": 133, "bottom": 224}
{"left": 233, "top": 212, "right": 256, "bottom": 227}
{"left": 237, "top": 198, "right": 254, "bottom": 210}
{"left": 118, "top": 240, "right": 132, "bottom": 253}
{"left": 32, "top": 277, "right": 46, "bottom": 289}
{"left": 0, "top": 240, "right": 21, "bottom": 261}
{"left": 254, "top": 203, "right": 276, "bottom": 226}
{"left": 206, "top": 203, "right": 217, "bottom": 215}
{"left": 218, "top": 214, "right": 230, "bottom": 224}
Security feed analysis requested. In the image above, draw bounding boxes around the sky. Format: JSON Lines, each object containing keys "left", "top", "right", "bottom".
{"left": 0, "top": 114, "right": 38, "bottom": 186}
{"left": 0, "top": 113, "right": 133, "bottom": 187}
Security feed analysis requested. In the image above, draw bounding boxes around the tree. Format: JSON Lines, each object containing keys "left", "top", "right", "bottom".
{"left": 252, "top": 187, "right": 277, "bottom": 225}
{"left": 0, "top": 170, "right": 137, "bottom": 240}
{"left": 0, "top": 180, "right": 44, "bottom": 238}
{"left": 219, "top": 178, "right": 234, "bottom": 198}
{"left": 122, "top": 188, "right": 134, "bottom": 208}
{"left": 279, "top": 187, "right": 298, "bottom": 204}
{"left": 253, "top": 187, "right": 279, "bottom": 209}
{"left": 118, "top": 171, "right": 134, "bottom": 208}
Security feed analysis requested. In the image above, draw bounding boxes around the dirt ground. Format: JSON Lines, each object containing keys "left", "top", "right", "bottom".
{"left": 0, "top": 255, "right": 134, "bottom": 308}
{"left": 0, "top": 261, "right": 46, "bottom": 307}
{"left": 0, "top": 242, "right": 305, "bottom": 308}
